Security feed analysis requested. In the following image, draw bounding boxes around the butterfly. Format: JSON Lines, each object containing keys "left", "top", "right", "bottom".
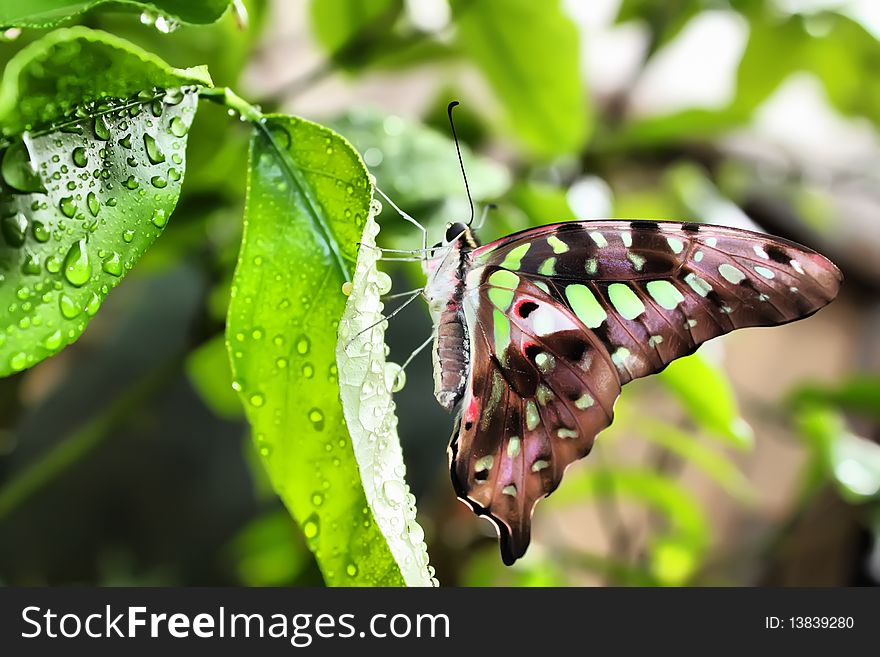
{"left": 416, "top": 215, "right": 841, "bottom": 565}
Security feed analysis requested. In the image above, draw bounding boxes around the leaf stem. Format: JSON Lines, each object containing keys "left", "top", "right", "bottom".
{"left": 201, "top": 86, "right": 264, "bottom": 124}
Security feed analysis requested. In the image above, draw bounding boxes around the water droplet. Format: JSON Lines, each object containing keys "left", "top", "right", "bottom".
{"left": 301, "top": 363, "right": 314, "bottom": 378}
{"left": 122, "top": 229, "right": 135, "bottom": 243}
{"left": 46, "top": 255, "right": 62, "bottom": 274}
{"left": 1, "top": 139, "right": 45, "bottom": 192}
{"left": 150, "top": 175, "right": 167, "bottom": 188}
{"left": 163, "top": 88, "right": 184, "bottom": 105}
{"left": 311, "top": 492, "right": 324, "bottom": 506}
{"left": 2, "top": 212, "right": 28, "bottom": 246}
{"left": 123, "top": 175, "right": 138, "bottom": 189}
{"left": 296, "top": 335, "right": 310, "bottom": 355}
{"left": 21, "top": 251, "right": 41, "bottom": 275}
{"left": 274, "top": 357, "right": 288, "bottom": 370}
{"left": 118, "top": 134, "right": 132, "bottom": 149}
{"left": 72, "top": 147, "right": 88, "bottom": 167}
{"left": 31, "top": 221, "right": 50, "bottom": 242}
{"left": 102, "top": 252, "right": 122, "bottom": 277}
{"left": 346, "top": 562, "right": 358, "bottom": 577}
{"left": 86, "top": 192, "right": 100, "bottom": 217}
{"left": 303, "top": 513, "right": 320, "bottom": 540}
{"left": 383, "top": 480, "right": 406, "bottom": 505}
{"left": 328, "top": 364, "right": 338, "bottom": 382}
{"left": 268, "top": 124, "right": 291, "bottom": 148}
{"left": 9, "top": 352, "right": 27, "bottom": 372}
{"left": 341, "top": 281, "right": 353, "bottom": 296}
{"left": 308, "top": 408, "right": 325, "bottom": 431}
{"left": 151, "top": 208, "right": 168, "bottom": 228}
{"left": 59, "top": 293, "right": 80, "bottom": 319}
{"left": 93, "top": 115, "right": 111, "bottom": 140}
{"left": 249, "top": 393, "right": 265, "bottom": 407}
{"left": 169, "top": 117, "right": 188, "bottom": 137}
{"left": 43, "top": 329, "right": 62, "bottom": 350}
{"left": 63, "top": 239, "right": 90, "bottom": 286}
{"left": 85, "top": 292, "right": 101, "bottom": 316}
{"left": 143, "top": 133, "right": 166, "bottom": 164}
{"left": 385, "top": 362, "right": 406, "bottom": 392}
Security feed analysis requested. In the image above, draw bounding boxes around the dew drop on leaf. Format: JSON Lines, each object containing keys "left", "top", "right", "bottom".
{"left": 43, "top": 329, "right": 62, "bottom": 351}
{"left": 59, "top": 293, "right": 80, "bottom": 319}
{"left": 295, "top": 335, "right": 310, "bottom": 355}
{"left": 63, "top": 239, "right": 91, "bottom": 287}
{"left": 1, "top": 140, "right": 45, "bottom": 193}
{"left": 151, "top": 208, "right": 168, "bottom": 228}
{"left": 122, "top": 229, "right": 135, "bottom": 243}
{"left": 308, "top": 408, "right": 325, "bottom": 431}
{"left": 303, "top": 513, "right": 320, "bottom": 540}
{"left": 311, "top": 492, "right": 324, "bottom": 506}
{"left": 346, "top": 562, "right": 358, "bottom": 577}
{"left": 275, "top": 357, "right": 288, "bottom": 369}
{"left": 169, "top": 116, "right": 188, "bottom": 137}
{"left": 86, "top": 192, "right": 100, "bottom": 217}
{"left": 32, "top": 221, "right": 50, "bottom": 242}
{"left": 93, "top": 115, "right": 111, "bottom": 141}
{"left": 301, "top": 362, "right": 314, "bottom": 378}
{"left": 101, "top": 252, "right": 122, "bottom": 277}
{"left": 150, "top": 176, "right": 167, "bottom": 188}
{"left": 143, "top": 133, "right": 166, "bottom": 164}
{"left": 84, "top": 292, "right": 101, "bottom": 316}
{"left": 249, "top": 393, "right": 265, "bottom": 407}
{"left": 9, "top": 352, "right": 27, "bottom": 372}
{"left": 72, "top": 147, "right": 88, "bottom": 167}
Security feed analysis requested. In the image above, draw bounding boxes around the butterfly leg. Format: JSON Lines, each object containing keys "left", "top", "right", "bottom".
{"left": 345, "top": 287, "right": 425, "bottom": 347}
{"left": 384, "top": 287, "right": 426, "bottom": 301}
{"left": 397, "top": 330, "right": 436, "bottom": 373}
{"left": 376, "top": 187, "right": 428, "bottom": 256}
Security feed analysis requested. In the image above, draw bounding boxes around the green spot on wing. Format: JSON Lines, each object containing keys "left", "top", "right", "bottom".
{"left": 566, "top": 284, "right": 607, "bottom": 328}
{"left": 500, "top": 242, "right": 530, "bottom": 270}
{"left": 646, "top": 280, "right": 685, "bottom": 310}
{"left": 608, "top": 283, "right": 645, "bottom": 320}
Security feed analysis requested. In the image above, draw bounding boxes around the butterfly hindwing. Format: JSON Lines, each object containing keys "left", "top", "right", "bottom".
{"left": 452, "top": 276, "right": 621, "bottom": 564}
{"left": 450, "top": 220, "right": 841, "bottom": 563}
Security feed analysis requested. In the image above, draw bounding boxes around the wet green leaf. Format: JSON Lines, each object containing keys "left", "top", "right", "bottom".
{"left": 331, "top": 109, "right": 510, "bottom": 212}
{"left": 0, "top": 1, "right": 232, "bottom": 29}
{"left": 659, "top": 352, "right": 753, "bottom": 449}
{"left": 227, "top": 114, "right": 404, "bottom": 586}
{"left": 336, "top": 210, "right": 434, "bottom": 587}
{"left": 450, "top": 0, "right": 589, "bottom": 156}
{"left": 0, "top": 28, "right": 208, "bottom": 377}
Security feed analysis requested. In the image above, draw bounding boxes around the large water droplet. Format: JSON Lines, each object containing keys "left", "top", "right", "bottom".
{"left": 150, "top": 175, "right": 167, "bottom": 188}
{"left": 87, "top": 192, "right": 100, "bottom": 217}
{"left": 72, "top": 147, "right": 88, "bottom": 167}
{"left": 63, "top": 239, "right": 91, "bottom": 287}
{"left": 102, "top": 252, "right": 122, "bottom": 277}
{"left": 383, "top": 480, "right": 406, "bottom": 505}
{"left": 296, "top": 335, "right": 310, "bottom": 355}
{"left": 32, "top": 221, "right": 50, "bottom": 242}
{"left": 151, "top": 208, "right": 167, "bottom": 228}
{"left": 21, "top": 251, "right": 41, "bottom": 275}
{"left": 85, "top": 292, "right": 101, "bottom": 316}
{"left": 169, "top": 117, "right": 188, "bottom": 137}
{"left": 1, "top": 139, "right": 45, "bottom": 192}
{"left": 9, "top": 352, "right": 27, "bottom": 372}
{"left": 59, "top": 196, "right": 76, "bottom": 218}
{"left": 59, "top": 293, "right": 80, "bottom": 319}
{"left": 308, "top": 408, "right": 325, "bottom": 431}
{"left": 93, "top": 115, "right": 111, "bottom": 141}
{"left": 43, "top": 329, "right": 62, "bottom": 351}
{"left": 345, "top": 562, "right": 358, "bottom": 577}
{"left": 303, "top": 513, "right": 320, "bottom": 540}
{"left": 2, "top": 212, "right": 28, "bottom": 246}
{"left": 123, "top": 175, "right": 138, "bottom": 189}
{"left": 122, "top": 229, "right": 135, "bottom": 243}
{"left": 143, "top": 133, "right": 165, "bottom": 164}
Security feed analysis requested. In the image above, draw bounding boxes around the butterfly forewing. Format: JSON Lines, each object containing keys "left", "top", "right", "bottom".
{"left": 450, "top": 220, "right": 841, "bottom": 564}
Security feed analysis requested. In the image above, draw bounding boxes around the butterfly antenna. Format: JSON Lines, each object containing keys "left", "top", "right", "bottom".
{"left": 447, "top": 101, "right": 475, "bottom": 226}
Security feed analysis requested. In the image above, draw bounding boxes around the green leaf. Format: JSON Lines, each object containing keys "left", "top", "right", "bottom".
{"left": 227, "top": 114, "right": 404, "bottom": 586}
{"left": 309, "top": 0, "right": 403, "bottom": 66}
{"left": 0, "top": 1, "right": 232, "bottom": 29}
{"left": 797, "top": 406, "right": 880, "bottom": 503}
{"left": 0, "top": 27, "right": 211, "bottom": 137}
{"left": 450, "top": 0, "right": 589, "bottom": 157}
{"left": 186, "top": 334, "right": 243, "bottom": 419}
{"left": 0, "top": 28, "right": 209, "bottom": 377}
{"left": 549, "top": 467, "right": 710, "bottom": 584}
{"left": 790, "top": 376, "right": 880, "bottom": 421}
{"left": 331, "top": 109, "right": 510, "bottom": 211}
{"left": 635, "top": 418, "right": 756, "bottom": 504}
{"left": 336, "top": 209, "right": 434, "bottom": 587}
{"left": 659, "top": 351, "right": 753, "bottom": 449}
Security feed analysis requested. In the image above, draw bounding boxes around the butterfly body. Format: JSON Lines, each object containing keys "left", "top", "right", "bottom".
{"left": 423, "top": 219, "right": 841, "bottom": 564}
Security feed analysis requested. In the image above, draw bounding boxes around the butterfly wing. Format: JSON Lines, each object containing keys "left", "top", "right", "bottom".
{"left": 452, "top": 220, "right": 841, "bottom": 564}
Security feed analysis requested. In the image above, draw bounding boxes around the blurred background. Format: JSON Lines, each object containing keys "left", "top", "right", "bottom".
{"left": 1, "top": 0, "right": 879, "bottom": 586}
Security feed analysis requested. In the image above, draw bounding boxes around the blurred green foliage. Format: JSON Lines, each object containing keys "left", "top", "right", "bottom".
{"left": 0, "top": 0, "right": 877, "bottom": 587}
